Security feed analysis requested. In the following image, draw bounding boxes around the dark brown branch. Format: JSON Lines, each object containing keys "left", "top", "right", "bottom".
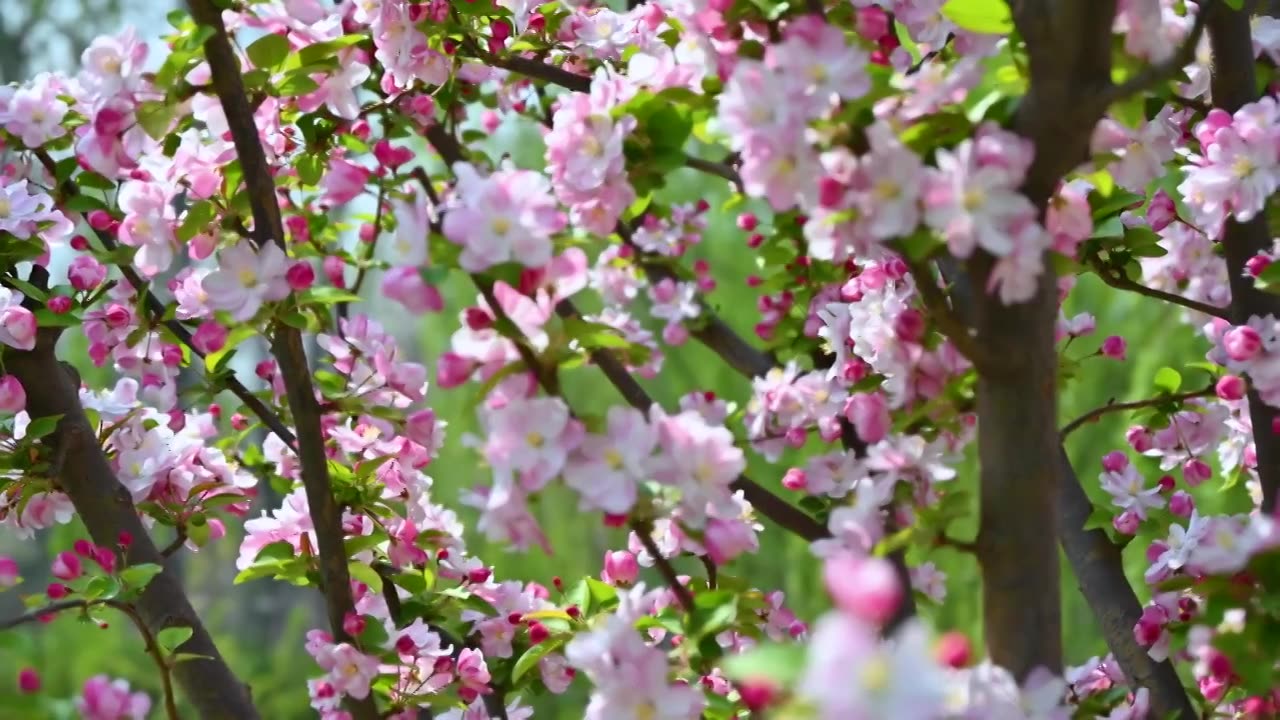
{"left": 1090, "top": 259, "right": 1230, "bottom": 319}
{"left": 185, "top": 1, "right": 375, "bottom": 717}
{"left": 5, "top": 343, "right": 258, "bottom": 717}
{"left": 1207, "top": 0, "right": 1280, "bottom": 515}
{"left": 1060, "top": 385, "right": 1216, "bottom": 438}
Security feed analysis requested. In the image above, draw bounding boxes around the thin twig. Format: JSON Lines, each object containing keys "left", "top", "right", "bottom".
{"left": 899, "top": 255, "right": 999, "bottom": 372}
{"left": 161, "top": 527, "right": 188, "bottom": 558}
{"left": 3, "top": 600, "right": 181, "bottom": 719}
{"left": 31, "top": 149, "right": 300, "bottom": 451}
{"left": 1091, "top": 259, "right": 1230, "bottom": 319}
{"left": 1059, "top": 384, "right": 1215, "bottom": 438}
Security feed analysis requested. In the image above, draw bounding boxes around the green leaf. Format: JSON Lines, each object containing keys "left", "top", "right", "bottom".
{"left": 246, "top": 33, "right": 291, "bottom": 70}
{"left": 298, "top": 287, "right": 362, "bottom": 305}
{"left": 686, "top": 590, "right": 738, "bottom": 640}
{"left": 277, "top": 71, "right": 320, "bottom": 97}
{"left": 177, "top": 200, "right": 217, "bottom": 242}
{"left": 722, "top": 642, "right": 807, "bottom": 687}
{"left": 119, "top": 564, "right": 163, "bottom": 590}
{"left": 81, "top": 575, "right": 121, "bottom": 601}
{"left": 296, "top": 153, "right": 325, "bottom": 186}
{"left": 136, "top": 101, "right": 174, "bottom": 141}
{"left": 511, "top": 636, "right": 566, "bottom": 683}
{"left": 941, "top": 0, "right": 1013, "bottom": 34}
{"left": 157, "top": 626, "right": 194, "bottom": 654}
{"left": 348, "top": 561, "right": 383, "bottom": 590}
{"left": 5, "top": 276, "right": 48, "bottom": 301}
{"left": 62, "top": 195, "right": 108, "bottom": 213}
{"left": 25, "top": 415, "right": 63, "bottom": 440}
{"left": 562, "top": 317, "right": 631, "bottom": 351}
{"left": 1153, "top": 367, "right": 1182, "bottom": 394}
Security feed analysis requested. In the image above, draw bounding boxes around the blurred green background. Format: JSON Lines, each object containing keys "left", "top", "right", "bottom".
{"left": 0, "top": 3, "right": 1246, "bottom": 718}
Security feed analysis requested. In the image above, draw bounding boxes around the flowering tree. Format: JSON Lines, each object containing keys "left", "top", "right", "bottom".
{"left": 0, "top": 0, "right": 1278, "bottom": 717}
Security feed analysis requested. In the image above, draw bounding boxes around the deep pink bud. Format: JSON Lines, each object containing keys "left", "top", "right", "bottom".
{"left": 892, "top": 308, "right": 926, "bottom": 343}
{"left": 1246, "top": 254, "right": 1272, "bottom": 278}
{"left": 46, "top": 296, "right": 73, "bottom": 314}
{"left": 1113, "top": 510, "right": 1140, "bottom": 535}
{"left": 1146, "top": 541, "right": 1168, "bottom": 563}
{"left": 436, "top": 352, "right": 475, "bottom": 389}
{"left": 1127, "top": 426, "right": 1154, "bottom": 453}
{"left": 117, "top": 531, "right": 133, "bottom": 548}
{"left": 602, "top": 550, "right": 639, "bottom": 586}
{"left": 17, "top": 668, "right": 39, "bottom": 694}
{"left": 1101, "top": 335, "right": 1127, "bottom": 359}
{"left": 738, "top": 680, "right": 777, "bottom": 711}
{"left": 92, "top": 546, "right": 115, "bottom": 573}
{"left": 230, "top": 413, "right": 249, "bottom": 431}
{"left": 1157, "top": 475, "right": 1176, "bottom": 493}
{"left": 854, "top": 5, "right": 891, "bottom": 40}
{"left": 192, "top": 321, "right": 228, "bottom": 355}
{"left": 70, "top": 234, "right": 89, "bottom": 251}
{"left": 323, "top": 255, "right": 347, "bottom": 288}
{"left": 67, "top": 255, "right": 107, "bottom": 291}
{"left": 1101, "top": 451, "right": 1129, "bottom": 473}
{"left": 1169, "top": 490, "right": 1195, "bottom": 517}
{"left": 737, "top": 213, "right": 758, "bottom": 231}
{"left": 343, "top": 612, "right": 366, "bottom": 638}
{"left": 73, "top": 539, "right": 93, "bottom": 557}
{"left": 603, "top": 513, "right": 628, "bottom": 528}
{"left": 287, "top": 262, "right": 315, "bottom": 291}
{"left": 934, "top": 631, "right": 972, "bottom": 669}
{"left": 87, "top": 210, "right": 113, "bottom": 231}
{"left": 817, "top": 176, "right": 846, "bottom": 208}
{"left": 781, "top": 467, "right": 807, "bottom": 491}
{"left": 1216, "top": 374, "right": 1247, "bottom": 401}
{"left": 527, "top": 622, "right": 549, "bottom": 644}
{"left": 1183, "top": 458, "right": 1212, "bottom": 487}
{"left": 46, "top": 582, "right": 69, "bottom": 599}
{"left": 1147, "top": 189, "right": 1176, "bottom": 232}
{"left": 823, "top": 553, "right": 901, "bottom": 625}
{"left": 1224, "top": 326, "right": 1263, "bottom": 362}
{"left": 0, "top": 375, "right": 25, "bottom": 414}
{"left": 51, "top": 551, "right": 82, "bottom": 581}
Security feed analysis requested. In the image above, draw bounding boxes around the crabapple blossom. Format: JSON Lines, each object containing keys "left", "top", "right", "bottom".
{"left": 202, "top": 240, "right": 292, "bottom": 321}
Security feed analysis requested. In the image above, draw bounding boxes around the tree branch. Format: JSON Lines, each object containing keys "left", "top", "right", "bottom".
{"left": 1060, "top": 385, "right": 1216, "bottom": 438}
{"left": 1206, "top": 0, "right": 1280, "bottom": 515}
{"left": 5, "top": 340, "right": 259, "bottom": 717}
{"left": 185, "top": 1, "right": 375, "bottom": 717}
{"left": 1090, "top": 259, "right": 1229, "bottom": 319}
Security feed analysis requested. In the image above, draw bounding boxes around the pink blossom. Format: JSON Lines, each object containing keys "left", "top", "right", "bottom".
{"left": 0, "top": 375, "right": 25, "bottom": 413}
{"left": 202, "top": 240, "right": 292, "bottom": 321}
{"left": 823, "top": 553, "right": 902, "bottom": 626}
{"left": 117, "top": 181, "right": 178, "bottom": 277}
{"left": 602, "top": 550, "right": 639, "bottom": 586}
{"left": 322, "top": 156, "right": 372, "bottom": 206}
{"left": 648, "top": 408, "right": 745, "bottom": 523}
{"left": 317, "top": 643, "right": 380, "bottom": 700}
{"left": 456, "top": 648, "right": 492, "bottom": 697}
{"left": 563, "top": 406, "right": 655, "bottom": 514}
{"left": 442, "top": 162, "right": 566, "bottom": 271}
{"left": 191, "top": 321, "right": 228, "bottom": 355}
{"left": 382, "top": 267, "right": 444, "bottom": 313}
{"left": 68, "top": 255, "right": 108, "bottom": 291}
{"left": 0, "top": 180, "right": 64, "bottom": 243}
{"left": 1, "top": 81, "right": 68, "bottom": 148}
{"left": 51, "top": 551, "right": 82, "bottom": 580}
{"left": 75, "top": 676, "right": 151, "bottom": 720}
{"left": 0, "top": 288, "right": 36, "bottom": 351}
{"left": 0, "top": 555, "right": 18, "bottom": 588}
{"left": 1101, "top": 335, "right": 1127, "bottom": 359}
